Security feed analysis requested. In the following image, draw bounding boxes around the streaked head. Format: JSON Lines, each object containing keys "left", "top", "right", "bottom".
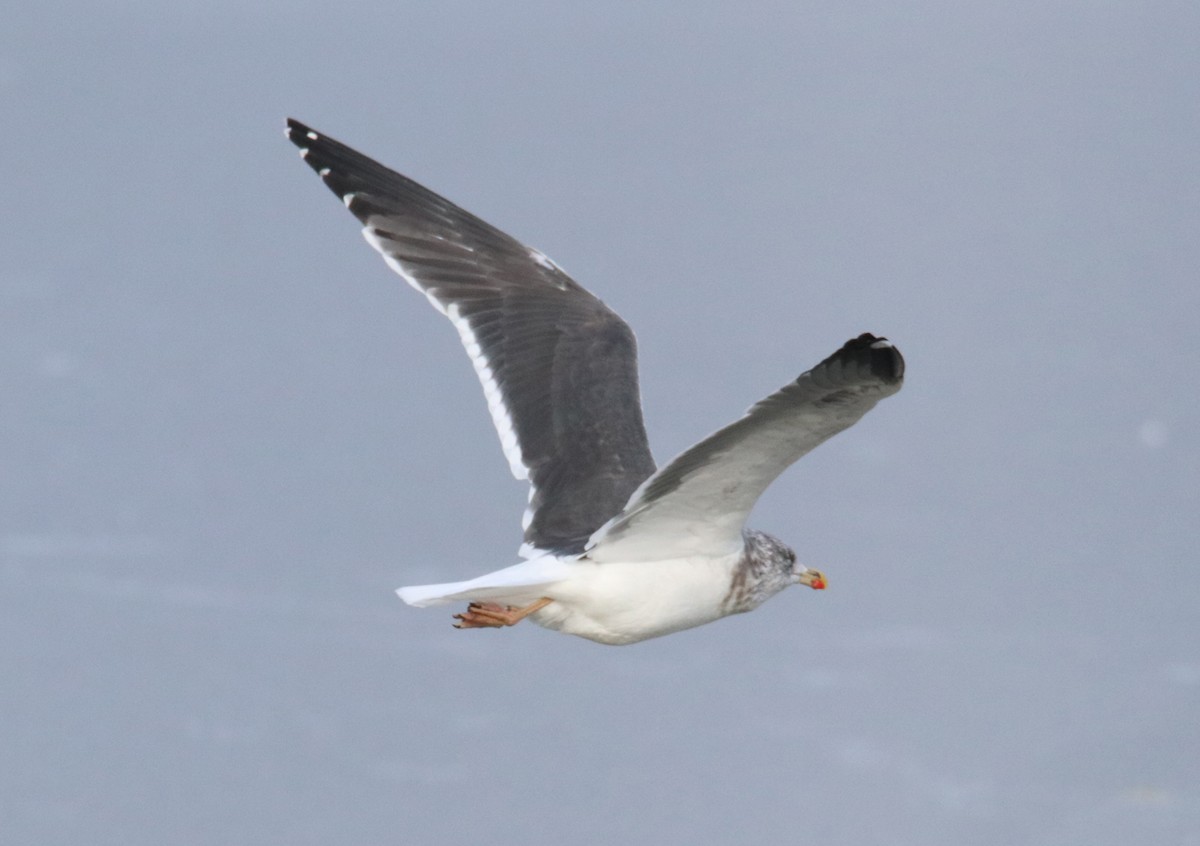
{"left": 777, "top": 539, "right": 826, "bottom": 590}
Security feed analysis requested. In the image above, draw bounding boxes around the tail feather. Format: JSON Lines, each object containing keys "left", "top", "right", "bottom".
{"left": 395, "top": 557, "right": 572, "bottom": 608}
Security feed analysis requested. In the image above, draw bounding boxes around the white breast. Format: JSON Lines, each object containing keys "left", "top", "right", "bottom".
{"left": 530, "top": 552, "right": 745, "bottom": 645}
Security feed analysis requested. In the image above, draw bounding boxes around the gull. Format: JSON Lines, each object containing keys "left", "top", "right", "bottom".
{"left": 285, "top": 118, "right": 904, "bottom": 645}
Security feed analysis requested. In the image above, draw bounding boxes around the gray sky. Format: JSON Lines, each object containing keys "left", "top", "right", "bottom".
{"left": 3, "top": 2, "right": 1198, "bottom": 844}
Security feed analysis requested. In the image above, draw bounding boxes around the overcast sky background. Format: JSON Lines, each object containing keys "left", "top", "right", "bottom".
{"left": 3, "top": 2, "right": 1198, "bottom": 844}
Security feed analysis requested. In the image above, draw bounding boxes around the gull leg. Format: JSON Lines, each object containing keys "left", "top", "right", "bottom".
{"left": 453, "top": 597, "right": 553, "bottom": 629}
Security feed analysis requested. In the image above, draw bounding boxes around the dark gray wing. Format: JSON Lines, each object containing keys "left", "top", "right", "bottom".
{"left": 587, "top": 334, "right": 903, "bottom": 563}
{"left": 286, "top": 119, "right": 656, "bottom": 556}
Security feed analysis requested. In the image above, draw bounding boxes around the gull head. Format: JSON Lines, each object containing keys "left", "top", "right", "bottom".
{"left": 752, "top": 531, "right": 825, "bottom": 591}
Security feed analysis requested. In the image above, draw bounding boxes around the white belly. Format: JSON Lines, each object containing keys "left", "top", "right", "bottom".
{"left": 529, "top": 553, "right": 744, "bottom": 645}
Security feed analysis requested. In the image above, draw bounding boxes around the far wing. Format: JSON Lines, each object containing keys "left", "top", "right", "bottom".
{"left": 586, "top": 334, "right": 904, "bottom": 562}
{"left": 286, "top": 119, "right": 656, "bottom": 556}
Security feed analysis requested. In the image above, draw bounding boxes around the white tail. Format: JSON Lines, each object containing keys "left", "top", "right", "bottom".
{"left": 395, "top": 556, "right": 573, "bottom": 607}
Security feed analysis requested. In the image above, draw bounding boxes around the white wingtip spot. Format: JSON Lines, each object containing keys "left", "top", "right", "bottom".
{"left": 869, "top": 338, "right": 893, "bottom": 349}
{"left": 529, "top": 248, "right": 564, "bottom": 273}
{"left": 318, "top": 167, "right": 331, "bottom": 177}
{"left": 305, "top": 130, "right": 319, "bottom": 141}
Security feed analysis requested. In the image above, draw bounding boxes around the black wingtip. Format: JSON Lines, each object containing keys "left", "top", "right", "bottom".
{"left": 285, "top": 117, "right": 311, "bottom": 139}
{"left": 282, "top": 119, "right": 415, "bottom": 208}
{"left": 836, "top": 333, "right": 905, "bottom": 384}
{"left": 284, "top": 118, "right": 323, "bottom": 157}
{"left": 282, "top": 119, "right": 379, "bottom": 208}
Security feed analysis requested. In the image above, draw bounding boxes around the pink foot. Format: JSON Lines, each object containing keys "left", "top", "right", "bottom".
{"left": 452, "top": 598, "right": 553, "bottom": 629}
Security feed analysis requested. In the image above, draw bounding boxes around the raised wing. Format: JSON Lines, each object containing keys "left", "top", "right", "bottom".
{"left": 587, "top": 334, "right": 903, "bottom": 562}
{"left": 286, "top": 119, "right": 656, "bottom": 556}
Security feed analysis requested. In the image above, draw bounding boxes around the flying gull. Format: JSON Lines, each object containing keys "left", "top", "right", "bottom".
{"left": 285, "top": 118, "right": 904, "bottom": 645}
